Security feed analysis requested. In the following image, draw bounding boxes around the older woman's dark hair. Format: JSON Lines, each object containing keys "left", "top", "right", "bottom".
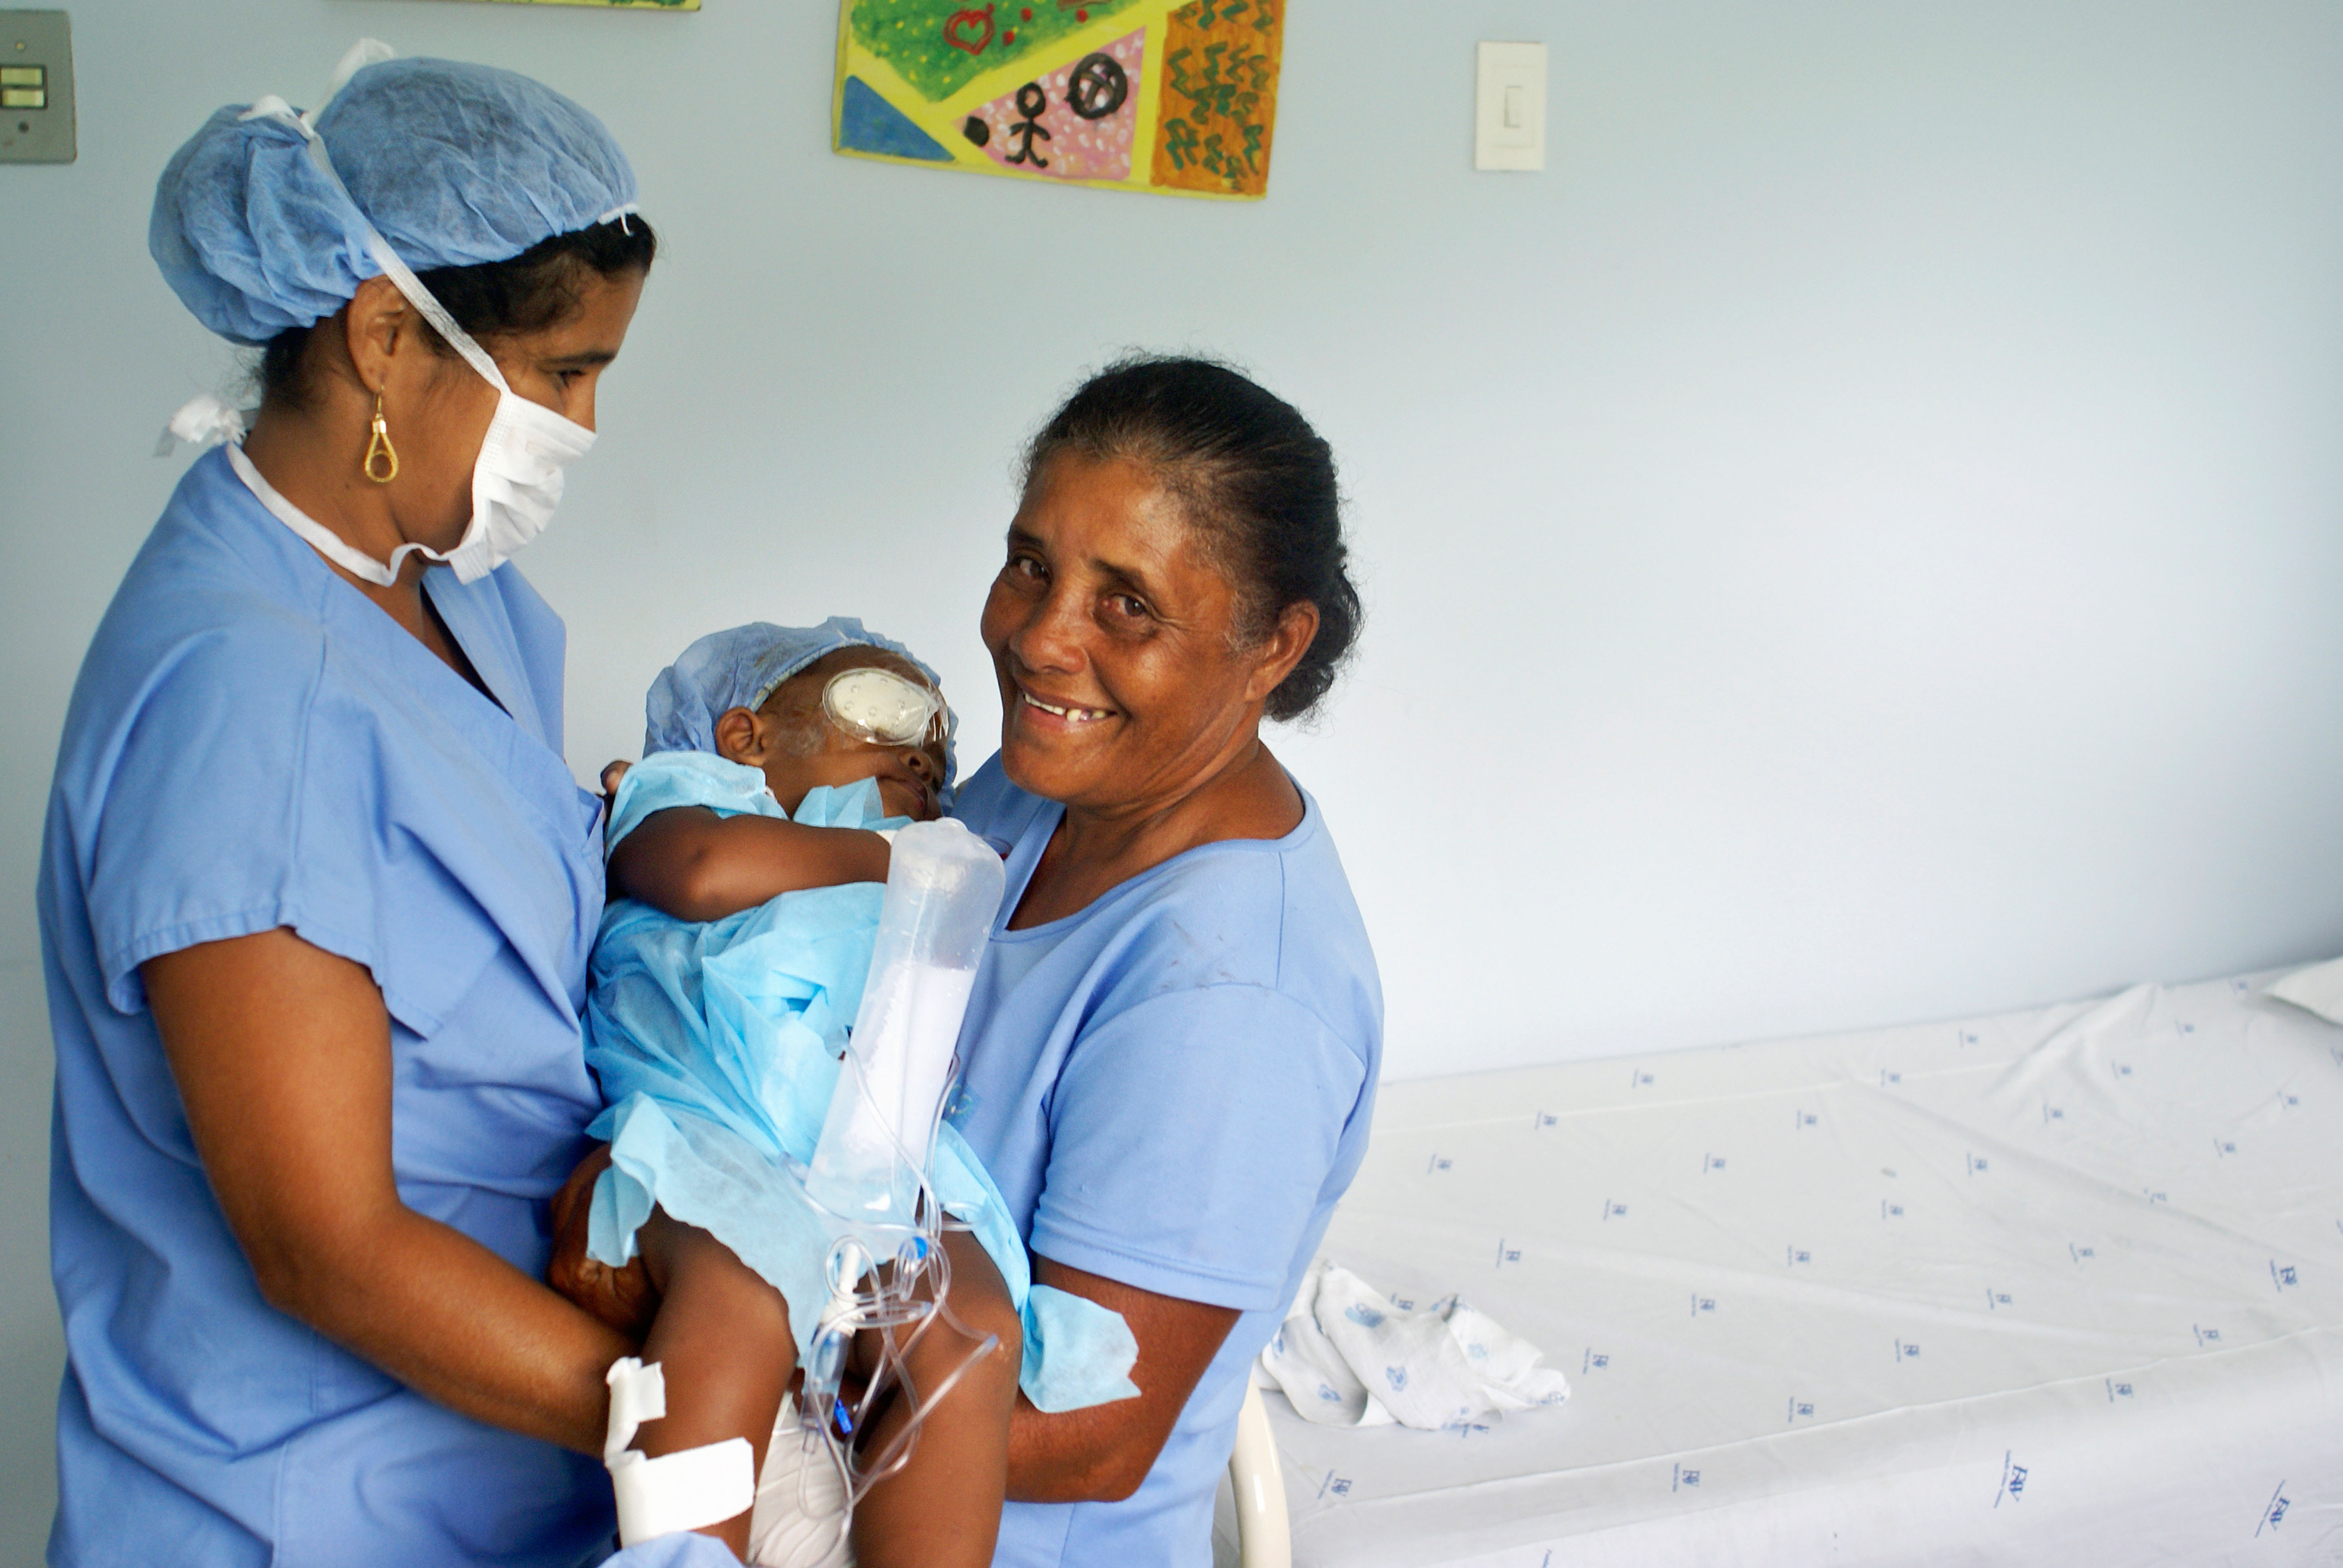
{"left": 257, "top": 215, "right": 659, "bottom": 410}
{"left": 1023, "top": 355, "right": 1361, "bottom": 723}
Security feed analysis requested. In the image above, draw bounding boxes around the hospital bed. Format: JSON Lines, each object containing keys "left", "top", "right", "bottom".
{"left": 1215, "top": 967, "right": 2343, "bottom": 1566}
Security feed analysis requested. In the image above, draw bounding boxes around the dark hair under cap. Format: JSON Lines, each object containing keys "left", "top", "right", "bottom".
{"left": 257, "top": 217, "right": 658, "bottom": 411}
{"left": 1022, "top": 355, "right": 1363, "bottom": 723}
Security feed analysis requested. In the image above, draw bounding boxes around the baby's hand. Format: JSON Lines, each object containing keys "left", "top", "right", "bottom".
{"left": 547, "top": 1143, "right": 659, "bottom": 1340}
{"left": 599, "top": 759, "right": 632, "bottom": 797}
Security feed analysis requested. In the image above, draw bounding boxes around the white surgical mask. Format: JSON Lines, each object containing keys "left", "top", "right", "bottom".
{"left": 345, "top": 227, "right": 598, "bottom": 586}
{"left": 212, "top": 67, "right": 603, "bottom": 588}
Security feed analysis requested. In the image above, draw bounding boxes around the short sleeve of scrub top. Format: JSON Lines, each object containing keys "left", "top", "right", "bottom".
{"left": 948, "top": 755, "right": 1384, "bottom": 1568}
{"left": 39, "top": 448, "right": 616, "bottom": 1568}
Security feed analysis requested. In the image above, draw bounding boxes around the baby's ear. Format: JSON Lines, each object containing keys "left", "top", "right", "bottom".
{"left": 712, "top": 705, "right": 763, "bottom": 764}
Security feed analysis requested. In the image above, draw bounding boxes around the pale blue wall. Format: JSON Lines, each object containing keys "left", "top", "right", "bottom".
{"left": 6, "top": 0, "right": 2343, "bottom": 1552}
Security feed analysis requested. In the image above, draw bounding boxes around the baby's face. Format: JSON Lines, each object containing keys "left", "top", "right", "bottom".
{"left": 737, "top": 649, "right": 948, "bottom": 821}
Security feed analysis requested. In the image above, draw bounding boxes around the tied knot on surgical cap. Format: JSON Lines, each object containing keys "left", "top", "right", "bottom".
{"left": 152, "top": 52, "right": 640, "bottom": 345}
{"left": 643, "top": 619, "right": 959, "bottom": 799}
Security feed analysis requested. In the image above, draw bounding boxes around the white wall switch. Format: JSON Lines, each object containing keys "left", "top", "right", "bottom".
{"left": 1475, "top": 40, "right": 1545, "bottom": 172}
{"left": 0, "top": 10, "right": 73, "bottom": 165}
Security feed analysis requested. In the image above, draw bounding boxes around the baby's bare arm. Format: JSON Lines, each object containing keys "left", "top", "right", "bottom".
{"left": 610, "top": 806, "right": 891, "bottom": 922}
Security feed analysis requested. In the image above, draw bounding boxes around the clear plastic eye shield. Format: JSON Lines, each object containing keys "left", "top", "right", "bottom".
{"left": 817, "top": 668, "right": 951, "bottom": 751}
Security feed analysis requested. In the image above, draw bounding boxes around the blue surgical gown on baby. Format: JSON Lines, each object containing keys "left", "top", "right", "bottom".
{"left": 40, "top": 448, "right": 615, "bottom": 1567}
{"left": 584, "top": 753, "right": 1137, "bottom": 1412}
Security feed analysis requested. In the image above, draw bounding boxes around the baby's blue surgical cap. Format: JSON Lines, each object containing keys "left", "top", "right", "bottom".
{"left": 152, "top": 50, "right": 639, "bottom": 345}
{"left": 645, "top": 619, "right": 959, "bottom": 796}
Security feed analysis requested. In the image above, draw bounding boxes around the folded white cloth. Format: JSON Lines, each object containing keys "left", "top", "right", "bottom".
{"left": 1254, "top": 1260, "right": 1569, "bottom": 1431}
{"left": 2270, "top": 956, "right": 2343, "bottom": 1026}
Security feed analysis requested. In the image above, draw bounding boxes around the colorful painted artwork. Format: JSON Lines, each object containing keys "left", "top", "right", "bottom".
{"left": 834, "top": 0, "right": 1283, "bottom": 199}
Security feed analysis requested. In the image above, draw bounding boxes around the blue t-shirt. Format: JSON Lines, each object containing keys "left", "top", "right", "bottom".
{"left": 39, "top": 448, "right": 615, "bottom": 1566}
{"left": 948, "top": 756, "right": 1383, "bottom": 1568}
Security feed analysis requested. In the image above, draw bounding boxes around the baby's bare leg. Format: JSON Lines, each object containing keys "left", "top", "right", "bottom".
{"left": 632, "top": 1211, "right": 798, "bottom": 1559}
{"left": 849, "top": 1229, "right": 1023, "bottom": 1568}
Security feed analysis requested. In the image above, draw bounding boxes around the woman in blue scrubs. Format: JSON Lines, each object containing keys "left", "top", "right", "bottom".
{"left": 945, "top": 357, "right": 1384, "bottom": 1566}
{"left": 40, "top": 52, "right": 654, "bottom": 1566}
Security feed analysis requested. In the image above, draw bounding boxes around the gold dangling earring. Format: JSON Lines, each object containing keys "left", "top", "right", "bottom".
{"left": 363, "top": 388, "right": 399, "bottom": 485}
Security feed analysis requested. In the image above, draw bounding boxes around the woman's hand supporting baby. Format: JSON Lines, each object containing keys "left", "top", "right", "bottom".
{"left": 547, "top": 1143, "right": 658, "bottom": 1341}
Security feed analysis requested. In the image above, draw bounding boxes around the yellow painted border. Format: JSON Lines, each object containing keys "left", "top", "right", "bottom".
{"left": 479, "top": 0, "right": 701, "bottom": 10}
{"left": 831, "top": 0, "right": 1268, "bottom": 201}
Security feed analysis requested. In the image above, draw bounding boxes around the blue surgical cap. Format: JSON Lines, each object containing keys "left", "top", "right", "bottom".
{"left": 152, "top": 54, "right": 639, "bottom": 345}
{"left": 644, "top": 619, "right": 959, "bottom": 797}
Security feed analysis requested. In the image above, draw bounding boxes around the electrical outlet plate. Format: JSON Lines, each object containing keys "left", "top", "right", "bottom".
{"left": 1475, "top": 40, "right": 1545, "bottom": 172}
{"left": 1, "top": 10, "right": 73, "bottom": 164}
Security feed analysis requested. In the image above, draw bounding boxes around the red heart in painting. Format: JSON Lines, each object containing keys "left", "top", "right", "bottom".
{"left": 944, "top": 5, "right": 996, "bottom": 55}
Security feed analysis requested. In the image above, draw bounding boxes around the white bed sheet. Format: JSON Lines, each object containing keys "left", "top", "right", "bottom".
{"left": 1263, "top": 971, "right": 2343, "bottom": 1566}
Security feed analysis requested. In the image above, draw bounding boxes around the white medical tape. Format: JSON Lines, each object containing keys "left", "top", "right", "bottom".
{"left": 603, "top": 1357, "right": 757, "bottom": 1546}
{"left": 610, "top": 1439, "right": 757, "bottom": 1546}
{"left": 604, "top": 1356, "right": 666, "bottom": 1462}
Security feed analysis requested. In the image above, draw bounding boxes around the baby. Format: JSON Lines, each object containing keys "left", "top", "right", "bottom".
{"left": 548, "top": 620, "right": 1136, "bottom": 1568}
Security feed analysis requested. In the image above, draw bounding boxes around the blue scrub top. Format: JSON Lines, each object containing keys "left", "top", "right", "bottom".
{"left": 39, "top": 448, "right": 616, "bottom": 1566}
{"left": 949, "top": 756, "right": 1383, "bottom": 1568}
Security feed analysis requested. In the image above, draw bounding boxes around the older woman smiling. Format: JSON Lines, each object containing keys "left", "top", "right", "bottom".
{"left": 947, "top": 355, "right": 1382, "bottom": 1566}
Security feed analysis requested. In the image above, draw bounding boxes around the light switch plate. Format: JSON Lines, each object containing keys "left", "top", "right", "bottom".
{"left": 1, "top": 10, "right": 74, "bottom": 164}
{"left": 1475, "top": 40, "right": 1545, "bottom": 172}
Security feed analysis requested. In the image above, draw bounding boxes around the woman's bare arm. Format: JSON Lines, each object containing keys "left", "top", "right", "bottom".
{"left": 1005, "top": 1257, "right": 1243, "bottom": 1503}
{"left": 608, "top": 806, "right": 891, "bottom": 922}
{"left": 143, "top": 928, "right": 632, "bottom": 1455}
